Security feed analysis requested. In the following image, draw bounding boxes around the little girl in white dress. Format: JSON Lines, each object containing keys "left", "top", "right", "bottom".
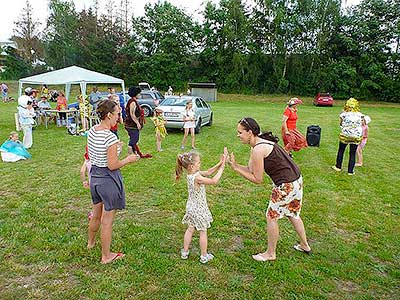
{"left": 175, "top": 150, "right": 226, "bottom": 263}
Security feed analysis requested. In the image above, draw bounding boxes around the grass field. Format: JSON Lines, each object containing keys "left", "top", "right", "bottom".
{"left": 0, "top": 87, "right": 399, "bottom": 300}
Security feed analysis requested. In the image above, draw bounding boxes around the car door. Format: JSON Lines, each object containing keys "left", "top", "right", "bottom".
{"left": 199, "top": 98, "right": 211, "bottom": 123}
{"left": 195, "top": 98, "right": 205, "bottom": 125}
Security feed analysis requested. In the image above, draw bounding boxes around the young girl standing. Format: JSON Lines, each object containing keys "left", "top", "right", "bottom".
{"left": 355, "top": 115, "right": 371, "bottom": 167}
{"left": 175, "top": 150, "right": 226, "bottom": 263}
{"left": 180, "top": 101, "right": 196, "bottom": 150}
{"left": 151, "top": 108, "right": 167, "bottom": 151}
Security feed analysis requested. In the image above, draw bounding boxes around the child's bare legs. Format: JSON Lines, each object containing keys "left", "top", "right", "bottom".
{"left": 199, "top": 230, "right": 208, "bottom": 256}
{"left": 87, "top": 202, "right": 103, "bottom": 249}
{"left": 181, "top": 128, "right": 189, "bottom": 148}
{"left": 190, "top": 128, "right": 195, "bottom": 148}
{"left": 356, "top": 145, "right": 363, "bottom": 166}
{"left": 288, "top": 216, "right": 311, "bottom": 251}
{"left": 156, "top": 132, "right": 162, "bottom": 151}
{"left": 183, "top": 226, "right": 195, "bottom": 251}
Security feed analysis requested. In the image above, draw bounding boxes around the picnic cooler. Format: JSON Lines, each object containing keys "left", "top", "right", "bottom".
{"left": 306, "top": 125, "right": 321, "bottom": 147}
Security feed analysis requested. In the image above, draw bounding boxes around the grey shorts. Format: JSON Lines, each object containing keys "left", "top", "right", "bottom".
{"left": 90, "top": 166, "right": 126, "bottom": 211}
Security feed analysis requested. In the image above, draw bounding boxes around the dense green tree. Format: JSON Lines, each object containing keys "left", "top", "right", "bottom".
{"left": 12, "top": 0, "right": 43, "bottom": 65}
{"left": 7, "top": 0, "right": 398, "bottom": 101}
{"left": 44, "top": 0, "right": 80, "bottom": 68}
{"left": 131, "top": 2, "right": 199, "bottom": 90}
{"left": 0, "top": 46, "right": 32, "bottom": 80}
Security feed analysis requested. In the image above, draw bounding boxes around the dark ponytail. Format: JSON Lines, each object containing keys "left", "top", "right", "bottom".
{"left": 239, "top": 117, "right": 279, "bottom": 143}
{"left": 259, "top": 132, "right": 279, "bottom": 143}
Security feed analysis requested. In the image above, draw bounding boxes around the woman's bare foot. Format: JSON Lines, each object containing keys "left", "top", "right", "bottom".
{"left": 101, "top": 252, "right": 125, "bottom": 264}
{"left": 87, "top": 241, "right": 95, "bottom": 249}
{"left": 252, "top": 252, "right": 276, "bottom": 261}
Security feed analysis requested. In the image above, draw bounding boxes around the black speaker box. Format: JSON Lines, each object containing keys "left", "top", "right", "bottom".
{"left": 306, "top": 125, "right": 321, "bottom": 147}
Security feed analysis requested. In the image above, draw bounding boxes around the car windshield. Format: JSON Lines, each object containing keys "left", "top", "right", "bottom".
{"left": 162, "top": 97, "right": 191, "bottom": 106}
{"left": 320, "top": 93, "right": 330, "bottom": 97}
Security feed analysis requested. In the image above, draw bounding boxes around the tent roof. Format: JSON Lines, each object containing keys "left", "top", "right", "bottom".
{"left": 19, "top": 66, "right": 124, "bottom": 85}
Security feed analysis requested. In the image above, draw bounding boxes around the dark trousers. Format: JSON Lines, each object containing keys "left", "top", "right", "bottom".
{"left": 126, "top": 127, "right": 139, "bottom": 148}
{"left": 335, "top": 142, "right": 358, "bottom": 173}
{"left": 58, "top": 112, "right": 66, "bottom": 120}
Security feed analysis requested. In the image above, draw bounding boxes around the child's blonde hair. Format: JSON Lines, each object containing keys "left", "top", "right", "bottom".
{"left": 9, "top": 131, "right": 18, "bottom": 139}
{"left": 175, "top": 152, "right": 199, "bottom": 182}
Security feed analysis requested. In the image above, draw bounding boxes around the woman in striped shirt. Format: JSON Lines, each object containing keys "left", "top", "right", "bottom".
{"left": 87, "top": 100, "right": 140, "bottom": 264}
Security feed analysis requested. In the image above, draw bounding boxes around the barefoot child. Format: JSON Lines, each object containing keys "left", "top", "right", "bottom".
{"left": 151, "top": 108, "right": 167, "bottom": 151}
{"left": 355, "top": 115, "right": 371, "bottom": 167}
{"left": 175, "top": 150, "right": 226, "bottom": 263}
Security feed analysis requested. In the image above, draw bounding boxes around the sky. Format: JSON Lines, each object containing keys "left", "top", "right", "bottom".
{"left": 0, "top": 0, "right": 361, "bottom": 41}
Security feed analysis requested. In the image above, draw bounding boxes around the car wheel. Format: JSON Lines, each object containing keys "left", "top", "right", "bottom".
{"left": 206, "top": 113, "right": 213, "bottom": 126}
{"left": 195, "top": 118, "right": 201, "bottom": 134}
{"left": 142, "top": 106, "right": 151, "bottom": 117}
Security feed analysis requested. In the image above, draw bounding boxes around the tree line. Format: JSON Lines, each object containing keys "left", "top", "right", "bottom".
{"left": 2, "top": 0, "right": 399, "bottom": 102}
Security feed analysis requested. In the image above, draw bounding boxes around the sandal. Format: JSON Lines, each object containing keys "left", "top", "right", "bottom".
{"left": 293, "top": 244, "right": 312, "bottom": 255}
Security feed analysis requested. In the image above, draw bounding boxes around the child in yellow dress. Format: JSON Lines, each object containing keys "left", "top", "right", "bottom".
{"left": 78, "top": 94, "right": 92, "bottom": 131}
{"left": 151, "top": 108, "right": 167, "bottom": 152}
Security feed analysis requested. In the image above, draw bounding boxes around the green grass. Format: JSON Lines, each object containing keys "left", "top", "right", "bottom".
{"left": 0, "top": 88, "right": 399, "bottom": 300}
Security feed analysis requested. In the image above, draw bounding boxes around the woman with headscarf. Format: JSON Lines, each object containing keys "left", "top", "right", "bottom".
{"left": 282, "top": 97, "right": 307, "bottom": 156}
{"left": 332, "top": 98, "right": 363, "bottom": 175}
{"left": 124, "top": 86, "right": 152, "bottom": 158}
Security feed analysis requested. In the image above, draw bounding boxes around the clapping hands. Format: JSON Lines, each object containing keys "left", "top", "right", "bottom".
{"left": 223, "top": 147, "right": 237, "bottom": 169}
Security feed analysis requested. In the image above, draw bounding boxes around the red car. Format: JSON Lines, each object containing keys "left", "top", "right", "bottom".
{"left": 314, "top": 93, "right": 334, "bottom": 106}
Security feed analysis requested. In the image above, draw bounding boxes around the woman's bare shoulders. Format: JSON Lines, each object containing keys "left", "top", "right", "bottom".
{"left": 252, "top": 141, "right": 274, "bottom": 158}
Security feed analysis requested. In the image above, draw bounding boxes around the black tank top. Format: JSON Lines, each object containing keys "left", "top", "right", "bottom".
{"left": 255, "top": 141, "right": 301, "bottom": 185}
{"left": 124, "top": 97, "right": 141, "bottom": 129}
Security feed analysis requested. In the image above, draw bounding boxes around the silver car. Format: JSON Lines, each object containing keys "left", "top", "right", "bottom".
{"left": 157, "top": 96, "right": 213, "bottom": 133}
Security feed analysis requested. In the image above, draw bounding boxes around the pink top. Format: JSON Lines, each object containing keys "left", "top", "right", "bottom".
{"left": 56, "top": 96, "right": 67, "bottom": 110}
{"left": 362, "top": 124, "right": 368, "bottom": 141}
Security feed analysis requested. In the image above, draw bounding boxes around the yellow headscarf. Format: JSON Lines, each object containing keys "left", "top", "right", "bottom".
{"left": 343, "top": 98, "right": 360, "bottom": 112}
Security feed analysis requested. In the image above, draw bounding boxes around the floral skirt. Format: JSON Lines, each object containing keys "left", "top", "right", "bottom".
{"left": 282, "top": 128, "right": 308, "bottom": 152}
{"left": 266, "top": 176, "right": 303, "bottom": 220}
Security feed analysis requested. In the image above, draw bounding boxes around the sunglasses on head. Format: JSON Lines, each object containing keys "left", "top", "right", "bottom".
{"left": 240, "top": 117, "right": 251, "bottom": 129}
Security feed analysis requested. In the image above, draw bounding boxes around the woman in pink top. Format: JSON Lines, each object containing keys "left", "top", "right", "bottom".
{"left": 56, "top": 91, "right": 68, "bottom": 126}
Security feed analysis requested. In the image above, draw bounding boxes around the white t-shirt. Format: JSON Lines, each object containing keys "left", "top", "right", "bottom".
{"left": 183, "top": 109, "right": 196, "bottom": 128}
{"left": 87, "top": 126, "right": 120, "bottom": 167}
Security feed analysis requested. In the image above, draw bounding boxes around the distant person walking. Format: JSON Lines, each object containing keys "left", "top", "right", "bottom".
{"left": 124, "top": 86, "right": 152, "bottom": 158}
{"left": 281, "top": 97, "right": 307, "bottom": 156}
{"left": 1, "top": 83, "right": 8, "bottom": 102}
{"left": 332, "top": 98, "right": 363, "bottom": 175}
{"left": 227, "top": 117, "right": 311, "bottom": 261}
{"left": 87, "top": 99, "right": 140, "bottom": 264}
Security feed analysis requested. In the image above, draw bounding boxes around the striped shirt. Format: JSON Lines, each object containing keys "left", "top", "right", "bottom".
{"left": 87, "top": 126, "right": 120, "bottom": 167}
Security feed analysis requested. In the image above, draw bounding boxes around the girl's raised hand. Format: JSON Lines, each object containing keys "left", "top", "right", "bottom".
{"left": 228, "top": 152, "right": 237, "bottom": 168}
{"left": 223, "top": 147, "right": 229, "bottom": 159}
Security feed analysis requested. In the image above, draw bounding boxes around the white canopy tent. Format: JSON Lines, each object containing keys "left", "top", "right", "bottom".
{"left": 18, "top": 65, "right": 125, "bottom": 101}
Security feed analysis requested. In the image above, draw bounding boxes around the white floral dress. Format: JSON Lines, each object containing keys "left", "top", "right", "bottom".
{"left": 182, "top": 172, "right": 213, "bottom": 231}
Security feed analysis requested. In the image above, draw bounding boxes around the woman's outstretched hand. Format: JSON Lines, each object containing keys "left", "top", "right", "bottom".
{"left": 127, "top": 153, "right": 140, "bottom": 163}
